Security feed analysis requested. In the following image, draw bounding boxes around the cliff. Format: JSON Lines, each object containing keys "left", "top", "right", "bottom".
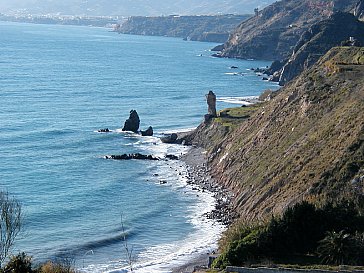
{"left": 354, "top": 0, "right": 364, "bottom": 19}
{"left": 279, "top": 12, "right": 364, "bottom": 85}
{"left": 185, "top": 47, "right": 364, "bottom": 221}
{"left": 215, "top": 0, "right": 358, "bottom": 60}
{"left": 116, "top": 15, "right": 251, "bottom": 43}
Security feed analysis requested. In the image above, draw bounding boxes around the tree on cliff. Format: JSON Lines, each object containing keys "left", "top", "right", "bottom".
{"left": 0, "top": 191, "right": 22, "bottom": 268}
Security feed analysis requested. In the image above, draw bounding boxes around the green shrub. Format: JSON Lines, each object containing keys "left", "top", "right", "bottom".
{"left": 213, "top": 225, "right": 268, "bottom": 268}
{"left": 215, "top": 200, "right": 364, "bottom": 269}
{"left": 317, "top": 231, "right": 356, "bottom": 265}
{"left": 3, "top": 252, "right": 32, "bottom": 273}
{"left": 267, "top": 202, "right": 323, "bottom": 255}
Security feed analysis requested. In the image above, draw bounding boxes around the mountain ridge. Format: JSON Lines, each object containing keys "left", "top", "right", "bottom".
{"left": 215, "top": 0, "right": 359, "bottom": 61}
{"left": 278, "top": 12, "right": 364, "bottom": 85}
{"left": 116, "top": 15, "right": 251, "bottom": 43}
{"left": 0, "top": 0, "right": 275, "bottom": 16}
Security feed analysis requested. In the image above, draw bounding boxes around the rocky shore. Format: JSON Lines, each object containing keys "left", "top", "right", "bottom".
{"left": 170, "top": 145, "right": 238, "bottom": 273}
{"left": 181, "top": 146, "right": 238, "bottom": 226}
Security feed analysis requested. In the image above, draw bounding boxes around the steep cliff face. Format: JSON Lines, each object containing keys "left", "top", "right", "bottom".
{"left": 117, "top": 15, "right": 251, "bottom": 43}
{"left": 217, "top": 0, "right": 358, "bottom": 60}
{"left": 279, "top": 12, "right": 364, "bottom": 85}
{"left": 354, "top": 0, "right": 364, "bottom": 19}
{"left": 188, "top": 47, "right": 364, "bottom": 221}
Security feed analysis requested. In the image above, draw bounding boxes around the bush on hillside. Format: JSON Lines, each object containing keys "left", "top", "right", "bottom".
{"left": 2, "top": 252, "right": 32, "bottom": 273}
{"left": 317, "top": 231, "right": 364, "bottom": 265}
{"left": 213, "top": 200, "right": 364, "bottom": 269}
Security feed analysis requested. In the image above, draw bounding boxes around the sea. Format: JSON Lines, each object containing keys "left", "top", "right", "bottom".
{"left": 0, "top": 21, "right": 278, "bottom": 272}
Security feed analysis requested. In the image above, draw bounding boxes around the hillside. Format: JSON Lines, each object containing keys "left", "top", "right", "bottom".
{"left": 278, "top": 12, "right": 364, "bottom": 85}
{"left": 214, "top": 0, "right": 359, "bottom": 60}
{"left": 184, "top": 47, "right": 364, "bottom": 221}
{"left": 116, "top": 15, "right": 251, "bottom": 43}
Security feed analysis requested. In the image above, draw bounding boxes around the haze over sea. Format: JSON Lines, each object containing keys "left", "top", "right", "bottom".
{"left": 0, "top": 21, "right": 277, "bottom": 272}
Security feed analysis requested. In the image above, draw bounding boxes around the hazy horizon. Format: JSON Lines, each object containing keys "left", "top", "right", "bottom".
{"left": 0, "top": 0, "right": 275, "bottom": 16}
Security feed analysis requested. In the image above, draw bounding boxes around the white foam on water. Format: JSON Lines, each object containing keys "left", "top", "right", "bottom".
{"left": 217, "top": 96, "right": 259, "bottom": 105}
{"left": 224, "top": 72, "right": 240, "bottom": 75}
{"left": 161, "top": 127, "right": 196, "bottom": 134}
{"left": 105, "top": 161, "right": 224, "bottom": 273}
{"left": 81, "top": 131, "right": 225, "bottom": 273}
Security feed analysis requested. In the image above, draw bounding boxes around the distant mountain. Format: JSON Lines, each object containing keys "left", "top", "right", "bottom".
{"left": 117, "top": 15, "right": 251, "bottom": 43}
{"left": 0, "top": 0, "right": 275, "bottom": 16}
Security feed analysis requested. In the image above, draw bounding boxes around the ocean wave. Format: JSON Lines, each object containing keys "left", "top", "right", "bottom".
{"left": 54, "top": 229, "right": 135, "bottom": 258}
{"left": 161, "top": 127, "right": 196, "bottom": 134}
{"left": 217, "top": 96, "right": 259, "bottom": 105}
{"left": 224, "top": 72, "right": 245, "bottom": 76}
{"left": 119, "top": 189, "right": 224, "bottom": 273}
{"left": 81, "top": 147, "right": 224, "bottom": 273}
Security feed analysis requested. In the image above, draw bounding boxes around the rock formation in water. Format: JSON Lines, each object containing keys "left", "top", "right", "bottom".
{"left": 122, "top": 110, "right": 140, "bottom": 133}
{"left": 160, "top": 133, "right": 178, "bottom": 144}
{"left": 141, "top": 126, "right": 153, "bottom": 136}
{"left": 206, "top": 90, "right": 217, "bottom": 118}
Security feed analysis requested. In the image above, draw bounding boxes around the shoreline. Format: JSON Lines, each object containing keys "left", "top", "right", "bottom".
{"left": 171, "top": 144, "right": 237, "bottom": 273}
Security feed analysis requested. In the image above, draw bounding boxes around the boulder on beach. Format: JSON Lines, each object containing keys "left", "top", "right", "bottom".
{"left": 141, "top": 126, "right": 153, "bottom": 136}
{"left": 160, "top": 133, "right": 178, "bottom": 144}
{"left": 166, "top": 154, "right": 179, "bottom": 160}
{"left": 122, "top": 110, "right": 140, "bottom": 133}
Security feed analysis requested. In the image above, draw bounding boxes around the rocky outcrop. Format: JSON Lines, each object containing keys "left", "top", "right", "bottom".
{"left": 105, "top": 153, "right": 179, "bottom": 160}
{"left": 185, "top": 47, "right": 364, "bottom": 221}
{"left": 122, "top": 110, "right": 140, "bottom": 133}
{"left": 105, "top": 153, "right": 159, "bottom": 160}
{"left": 116, "top": 14, "right": 250, "bottom": 43}
{"left": 215, "top": 0, "right": 358, "bottom": 60}
{"left": 278, "top": 12, "right": 364, "bottom": 85}
{"left": 98, "top": 128, "right": 110, "bottom": 133}
{"left": 206, "top": 90, "right": 217, "bottom": 117}
{"left": 141, "top": 126, "right": 153, "bottom": 136}
{"left": 160, "top": 133, "right": 178, "bottom": 144}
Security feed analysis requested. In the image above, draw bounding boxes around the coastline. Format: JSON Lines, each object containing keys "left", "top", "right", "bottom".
{"left": 171, "top": 142, "right": 237, "bottom": 273}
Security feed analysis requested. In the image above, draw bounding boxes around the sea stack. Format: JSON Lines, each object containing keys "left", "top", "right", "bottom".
{"left": 205, "top": 90, "right": 217, "bottom": 122}
{"left": 122, "top": 110, "right": 140, "bottom": 133}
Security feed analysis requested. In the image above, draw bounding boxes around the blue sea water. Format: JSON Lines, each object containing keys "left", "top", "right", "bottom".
{"left": 0, "top": 21, "right": 278, "bottom": 272}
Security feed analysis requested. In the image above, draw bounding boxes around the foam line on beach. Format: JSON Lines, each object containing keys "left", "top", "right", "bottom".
{"left": 81, "top": 148, "right": 225, "bottom": 273}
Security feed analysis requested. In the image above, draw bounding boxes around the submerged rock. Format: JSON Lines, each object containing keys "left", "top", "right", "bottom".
{"left": 105, "top": 153, "right": 180, "bottom": 161}
{"left": 98, "top": 128, "right": 110, "bottom": 133}
{"left": 122, "top": 110, "right": 140, "bottom": 133}
{"left": 105, "top": 153, "right": 159, "bottom": 160}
